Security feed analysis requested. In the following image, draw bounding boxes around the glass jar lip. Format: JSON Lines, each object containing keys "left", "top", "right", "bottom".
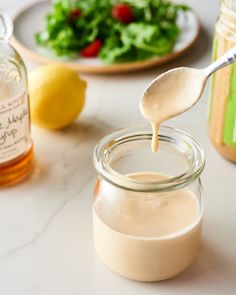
{"left": 0, "top": 10, "right": 13, "bottom": 42}
{"left": 94, "top": 125, "right": 205, "bottom": 192}
{"left": 221, "top": 0, "right": 236, "bottom": 10}
{"left": 221, "top": 0, "right": 236, "bottom": 18}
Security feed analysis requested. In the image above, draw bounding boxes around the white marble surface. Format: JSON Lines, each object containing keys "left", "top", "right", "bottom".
{"left": 0, "top": 0, "right": 236, "bottom": 294}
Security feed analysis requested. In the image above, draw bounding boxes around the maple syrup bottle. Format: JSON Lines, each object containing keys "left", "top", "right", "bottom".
{"left": 0, "top": 11, "right": 33, "bottom": 186}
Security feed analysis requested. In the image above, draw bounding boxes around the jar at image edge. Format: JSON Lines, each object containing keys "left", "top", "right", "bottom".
{"left": 209, "top": 0, "right": 236, "bottom": 162}
{"left": 93, "top": 126, "right": 205, "bottom": 282}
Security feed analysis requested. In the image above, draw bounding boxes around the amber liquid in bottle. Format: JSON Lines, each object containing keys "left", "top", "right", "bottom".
{"left": 0, "top": 146, "right": 33, "bottom": 186}
{"left": 0, "top": 92, "right": 34, "bottom": 186}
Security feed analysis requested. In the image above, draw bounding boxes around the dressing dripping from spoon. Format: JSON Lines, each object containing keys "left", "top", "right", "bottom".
{"left": 140, "top": 47, "right": 236, "bottom": 153}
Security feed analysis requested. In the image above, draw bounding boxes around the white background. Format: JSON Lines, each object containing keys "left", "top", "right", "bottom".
{"left": 0, "top": 0, "right": 236, "bottom": 294}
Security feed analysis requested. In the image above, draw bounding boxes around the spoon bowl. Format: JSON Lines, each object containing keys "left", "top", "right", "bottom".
{"left": 140, "top": 67, "right": 207, "bottom": 124}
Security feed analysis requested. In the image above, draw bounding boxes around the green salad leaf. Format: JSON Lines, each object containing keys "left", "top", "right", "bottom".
{"left": 35, "top": 0, "right": 190, "bottom": 63}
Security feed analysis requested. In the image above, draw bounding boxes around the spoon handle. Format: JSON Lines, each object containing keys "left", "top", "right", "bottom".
{"left": 203, "top": 46, "right": 236, "bottom": 77}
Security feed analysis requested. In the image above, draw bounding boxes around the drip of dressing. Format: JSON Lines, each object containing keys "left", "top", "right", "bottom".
{"left": 140, "top": 67, "right": 207, "bottom": 153}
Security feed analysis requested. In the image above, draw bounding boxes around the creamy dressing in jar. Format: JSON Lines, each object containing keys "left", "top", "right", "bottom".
{"left": 93, "top": 172, "right": 202, "bottom": 282}
{"left": 93, "top": 126, "right": 205, "bottom": 282}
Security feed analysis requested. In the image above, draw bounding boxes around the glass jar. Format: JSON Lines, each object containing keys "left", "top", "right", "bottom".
{"left": 0, "top": 11, "right": 33, "bottom": 186}
{"left": 93, "top": 126, "right": 205, "bottom": 282}
{"left": 209, "top": 0, "right": 236, "bottom": 162}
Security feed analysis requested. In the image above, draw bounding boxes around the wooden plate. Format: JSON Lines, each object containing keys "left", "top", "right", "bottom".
{"left": 12, "top": 0, "right": 200, "bottom": 74}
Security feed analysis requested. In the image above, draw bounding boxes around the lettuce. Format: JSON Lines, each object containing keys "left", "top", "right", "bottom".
{"left": 35, "top": 0, "right": 189, "bottom": 63}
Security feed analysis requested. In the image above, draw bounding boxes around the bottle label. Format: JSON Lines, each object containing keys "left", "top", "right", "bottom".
{"left": 0, "top": 93, "right": 31, "bottom": 163}
{"left": 224, "top": 63, "right": 236, "bottom": 147}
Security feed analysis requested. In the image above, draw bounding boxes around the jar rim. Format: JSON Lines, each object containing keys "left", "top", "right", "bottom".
{"left": 93, "top": 125, "right": 205, "bottom": 192}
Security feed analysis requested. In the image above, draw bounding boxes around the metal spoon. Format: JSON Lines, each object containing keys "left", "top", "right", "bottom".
{"left": 140, "top": 46, "right": 236, "bottom": 125}
{"left": 140, "top": 46, "right": 236, "bottom": 153}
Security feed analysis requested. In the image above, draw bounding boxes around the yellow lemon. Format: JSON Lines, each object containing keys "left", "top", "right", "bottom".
{"left": 29, "top": 64, "right": 86, "bottom": 130}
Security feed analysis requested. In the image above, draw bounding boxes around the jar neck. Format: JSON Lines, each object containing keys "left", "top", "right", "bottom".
{"left": 219, "top": 0, "right": 236, "bottom": 31}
